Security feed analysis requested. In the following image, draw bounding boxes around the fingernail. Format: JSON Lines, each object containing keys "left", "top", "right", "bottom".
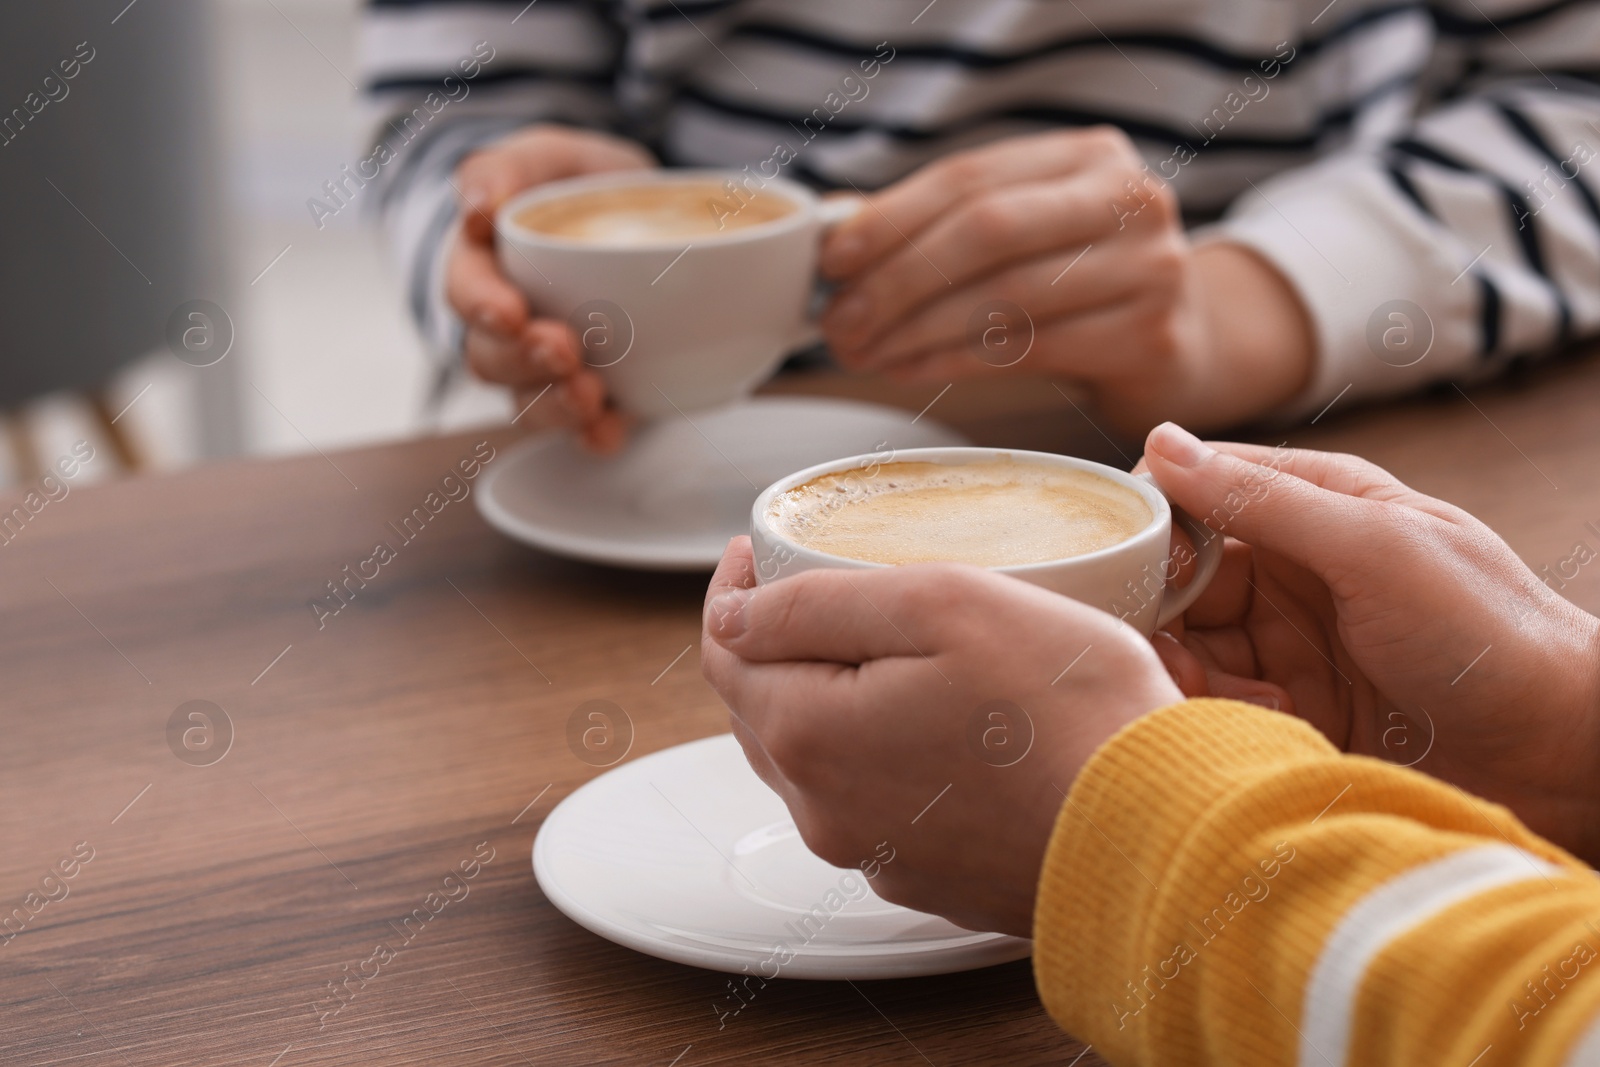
{"left": 707, "top": 591, "right": 751, "bottom": 638}
{"left": 475, "top": 310, "right": 504, "bottom": 334}
{"left": 830, "top": 293, "right": 870, "bottom": 333}
{"left": 1151, "top": 422, "right": 1214, "bottom": 468}
{"left": 823, "top": 233, "right": 865, "bottom": 276}
{"left": 529, "top": 342, "right": 551, "bottom": 369}
{"left": 460, "top": 185, "right": 490, "bottom": 214}
{"left": 1153, "top": 629, "right": 1180, "bottom": 646}
{"left": 1244, "top": 693, "right": 1281, "bottom": 711}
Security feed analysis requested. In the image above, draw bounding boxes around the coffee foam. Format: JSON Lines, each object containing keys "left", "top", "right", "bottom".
{"left": 515, "top": 182, "right": 795, "bottom": 245}
{"left": 766, "top": 459, "right": 1153, "bottom": 567}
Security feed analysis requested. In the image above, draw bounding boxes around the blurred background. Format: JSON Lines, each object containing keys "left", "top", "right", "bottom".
{"left": 0, "top": 0, "right": 506, "bottom": 492}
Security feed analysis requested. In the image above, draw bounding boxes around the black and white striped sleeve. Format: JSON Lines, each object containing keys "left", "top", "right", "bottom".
{"left": 357, "top": 0, "right": 621, "bottom": 360}
{"left": 1211, "top": 0, "right": 1600, "bottom": 415}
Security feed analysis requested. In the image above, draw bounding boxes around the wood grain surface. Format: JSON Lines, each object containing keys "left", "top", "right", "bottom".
{"left": 1, "top": 353, "right": 1597, "bottom": 1066}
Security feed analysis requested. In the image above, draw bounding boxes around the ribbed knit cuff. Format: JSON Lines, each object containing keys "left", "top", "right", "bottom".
{"left": 1032, "top": 698, "right": 1598, "bottom": 1066}
{"left": 1031, "top": 698, "right": 1337, "bottom": 1062}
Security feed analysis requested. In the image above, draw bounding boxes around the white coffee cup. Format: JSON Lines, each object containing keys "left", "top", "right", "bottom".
{"left": 750, "top": 447, "right": 1223, "bottom": 637}
{"left": 497, "top": 170, "right": 857, "bottom": 421}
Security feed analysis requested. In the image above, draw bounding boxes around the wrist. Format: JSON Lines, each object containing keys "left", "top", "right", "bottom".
{"left": 1090, "top": 241, "right": 1316, "bottom": 436}
{"left": 1559, "top": 608, "right": 1600, "bottom": 865}
{"left": 1187, "top": 241, "right": 1316, "bottom": 428}
{"left": 1501, "top": 596, "right": 1600, "bottom": 866}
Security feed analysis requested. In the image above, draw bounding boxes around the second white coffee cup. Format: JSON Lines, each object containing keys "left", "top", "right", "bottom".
{"left": 497, "top": 170, "right": 856, "bottom": 420}
{"left": 750, "top": 447, "right": 1222, "bottom": 637}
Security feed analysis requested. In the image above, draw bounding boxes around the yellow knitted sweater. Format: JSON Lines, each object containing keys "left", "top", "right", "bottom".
{"left": 1034, "top": 699, "right": 1600, "bottom": 1066}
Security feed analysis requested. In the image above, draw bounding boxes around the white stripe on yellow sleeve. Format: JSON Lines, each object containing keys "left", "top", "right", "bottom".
{"left": 1301, "top": 844, "right": 1563, "bottom": 1067}
{"left": 1565, "top": 1013, "right": 1600, "bottom": 1066}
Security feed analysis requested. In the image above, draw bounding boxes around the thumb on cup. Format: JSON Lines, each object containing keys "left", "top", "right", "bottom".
{"left": 1142, "top": 423, "right": 1381, "bottom": 582}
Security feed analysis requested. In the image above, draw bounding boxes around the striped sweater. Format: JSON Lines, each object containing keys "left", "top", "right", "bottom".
{"left": 356, "top": 0, "right": 1600, "bottom": 418}
{"left": 1040, "top": 699, "right": 1600, "bottom": 1066}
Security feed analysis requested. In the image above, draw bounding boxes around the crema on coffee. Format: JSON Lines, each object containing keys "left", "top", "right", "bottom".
{"left": 766, "top": 460, "right": 1152, "bottom": 567}
{"left": 514, "top": 181, "right": 795, "bottom": 244}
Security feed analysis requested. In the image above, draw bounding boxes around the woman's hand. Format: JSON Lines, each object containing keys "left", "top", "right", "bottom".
{"left": 700, "top": 538, "right": 1182, "bottom": 936}
{"left": 447, "top": 125, "right": 654, "bottom": 452}
{"left": 817, "top": 127, "right": 1316, "bottom": 434}
{"left": 1143, "top": 423, "right": 1600, "bottom": 862}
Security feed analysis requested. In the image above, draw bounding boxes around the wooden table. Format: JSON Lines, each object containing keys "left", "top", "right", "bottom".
{"left": 3, "top": 354, "right": 1597, "bottom": 1066}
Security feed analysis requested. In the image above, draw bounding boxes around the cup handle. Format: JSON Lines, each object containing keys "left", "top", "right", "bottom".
{"left": 789, "top": 196, "right": 869, "bottom": 350}
{"left": 816, "top": 195, "right": 866, "bottom": 227}
{"left": 1137, "top": 472, "right": 1224, "bottom": 630}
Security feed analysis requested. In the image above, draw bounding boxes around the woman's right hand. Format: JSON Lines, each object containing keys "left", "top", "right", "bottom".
{"left": 447, "top": 124, "right": 655, "bottom": 452}
{"left": 1142, "top": 423, "right": 1600, "bottom": 863}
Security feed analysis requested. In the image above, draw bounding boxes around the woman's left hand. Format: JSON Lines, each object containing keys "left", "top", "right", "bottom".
{"left": 700, "top": 537, "right": 1182, "bottom": 936}
{"left": 817, "top": 127, "right": 1315, "bottom": 433}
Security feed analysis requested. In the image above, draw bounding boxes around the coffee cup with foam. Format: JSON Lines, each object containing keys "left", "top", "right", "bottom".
{"left": 750, "top": 447, "right": 1223, "bottom": 636}
{"left": 497, "top": 170, "right": 858, "bottom": 421}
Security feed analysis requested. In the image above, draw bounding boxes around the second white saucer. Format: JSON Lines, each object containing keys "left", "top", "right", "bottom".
{"left": 476, "top": 395, "right": 966, "bottom": 570}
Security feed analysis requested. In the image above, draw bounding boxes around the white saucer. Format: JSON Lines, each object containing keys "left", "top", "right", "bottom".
{"left": 533, "top": 734, "right": 1032, "bottom": 979}
{"left": 476, "top": 396, "right": 966, "bottom": 570}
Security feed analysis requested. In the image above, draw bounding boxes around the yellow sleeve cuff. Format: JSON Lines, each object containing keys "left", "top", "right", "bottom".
{"left": 1033, "top": 699, "right": 1336, "bottom": 1055}
{"left": 1030, "top": 698, "right": 1578, "bottom": 1065}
